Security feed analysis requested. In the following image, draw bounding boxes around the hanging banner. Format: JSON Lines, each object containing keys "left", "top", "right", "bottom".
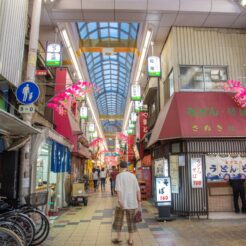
{"left": 191, "top": 158, "right": 203, "bottom": 188}
{"left": 134, "top": 101, "right": 141, "bottom": 112}
{"left": 88, "top": 123, "right": 95, "bottom": 132}
{"left": 128, "top": 134, "right": 135, "bottom": 162}
{"left": 170, "top": 155, "right": 179, "bottom": 193}
{"left": 147, "top": 56, "right": 161, "bottom": 77}
{"left": 131, "top": 84, "right": 141, "bottom": 101}
{"left": 51, "top": 141, "right": 71, "bottom": 173}
{"left": 46, "top": 42, "right": 62, "bottom": 67}
{"left": 80, "top": 106, "right": 88, "bottom": 119}
{"left": 131, "top": 112, "right": 137, "bottom": 122}
{"left": 128, "top": 121, "right": 135, "bottom": 129}
{"left": 139, "top": 112, "right": 148, "bottom": 140}
{"left": 206, "top": 155, "right": 246, "bottom": 180}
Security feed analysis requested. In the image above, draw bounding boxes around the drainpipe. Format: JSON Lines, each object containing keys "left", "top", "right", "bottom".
{"left": 19, "top": 0, "right": 42, "bottom": 202}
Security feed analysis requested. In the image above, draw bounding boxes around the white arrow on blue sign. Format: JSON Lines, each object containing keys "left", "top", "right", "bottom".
{"left": 16, "top": 81, "right": 40, "bottom": 105}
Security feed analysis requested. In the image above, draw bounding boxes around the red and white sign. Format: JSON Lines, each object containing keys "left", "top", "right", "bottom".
{"left": 35, "top": 70, "right": 47, "bottom": 76}
{"left": 156, "top": 177, "right": 171, "bottom": 202}
{"left": 139, "top": 112, "right": 148, "bottom": 140}
{"left": 127, "top": 135, "right": 135, "bottom": 162}
{"left": 191, "top": 158, "right": 203, "bottom": 188}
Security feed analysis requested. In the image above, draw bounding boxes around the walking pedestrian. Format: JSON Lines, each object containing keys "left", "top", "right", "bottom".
{"left": 112, "top": 161, "right": 141, "bottom": 245}
{"left": 92, "top": 168, "right": 99, "bottom": 192}
{"left": 100, "top": 167, "right": 107, "bottom": 191}
{"left": 110, "top": 166, "right": 118, "bottom": 196}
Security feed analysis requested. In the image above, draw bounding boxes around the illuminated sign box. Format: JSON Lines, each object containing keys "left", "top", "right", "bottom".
{"left": 156, "top": 177, "right": 171, "bottom": 204}
{"left": 46, "top": 42, "right": 62, "bottom": 67}
{"left": 147, "top": 56, "right": 161, "bottom": 77}
{"left": 131, "top": 84, "right": 141, "bottom": 101}
{"left": 80, "top": 106, "right": 88, "bottom": 119}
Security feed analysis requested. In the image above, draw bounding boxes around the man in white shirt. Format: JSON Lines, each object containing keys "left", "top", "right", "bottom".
{"left": 112, "top": 161, "right": 141, "bottom": 245}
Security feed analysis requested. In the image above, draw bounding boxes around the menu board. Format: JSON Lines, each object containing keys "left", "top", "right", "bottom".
{"left": 170, "top": 155, "right": 179, "bottom": 193}
{"left": 191, "top": 158, "right": 203, "bottom": 188}
{"left": 156, "top": 177, "right": 171, "bottom": 203}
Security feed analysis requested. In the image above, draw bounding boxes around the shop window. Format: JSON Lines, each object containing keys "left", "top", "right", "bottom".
{"left": 180, "top": 65, "right": 227, "bottom": 91}
{"left": 36, "top": 142, "right": 51, "bottom": 189}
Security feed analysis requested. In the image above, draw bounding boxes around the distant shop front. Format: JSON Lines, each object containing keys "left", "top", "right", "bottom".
{"left": 148, "top": 92, "right": 246, "bottom": 217}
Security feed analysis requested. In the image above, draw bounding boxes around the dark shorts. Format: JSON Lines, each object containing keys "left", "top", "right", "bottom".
{"left": 112, "top": 207, "right": 137, "bottom": 233}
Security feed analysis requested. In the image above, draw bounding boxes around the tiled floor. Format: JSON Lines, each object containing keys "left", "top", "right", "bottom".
{"left": 43, "top": 185, "right": 246, "bottom": 246}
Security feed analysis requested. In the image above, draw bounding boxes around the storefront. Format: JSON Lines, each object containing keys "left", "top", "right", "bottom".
{"left": 32, "top": 129, "right": 72, "bottom": 213}
{"left": 148, "top": 92, "right": 246, "bottom": 217}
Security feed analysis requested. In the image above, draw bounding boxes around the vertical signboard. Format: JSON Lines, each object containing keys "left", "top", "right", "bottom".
{"left": 170, "top": 155, "right": 179, "bottom": 193}
{"left": 191, "top": 158, "right": 203, "bottom": 188}
{"left": 139, "top": 112, "right": 148, "bottom": 140}
{"left": 147, "top": 56, "right": 161, "bottom": 77}
{"left": 131, "top": 84, "right": 141, "bottom": 101}
{"left": 156, "top": 177, "right": 171, "bottom": 203}
{"left": 88, "top": 123, "right": 95, "bottom": 132}
{"left": 80, "top": 106, "right": 88, "bottom": 119}
{"left": 46, "top": 42, "right": 62, "bottom": 67}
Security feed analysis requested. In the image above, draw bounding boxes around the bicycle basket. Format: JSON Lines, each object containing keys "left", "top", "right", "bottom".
{"left": 24, "top": 192, "right": 48, "bottom": 207}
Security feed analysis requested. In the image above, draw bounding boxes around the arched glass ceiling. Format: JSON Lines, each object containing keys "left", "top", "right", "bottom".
{"left": 77, "top": 22, "right": 139, "bottom": 132}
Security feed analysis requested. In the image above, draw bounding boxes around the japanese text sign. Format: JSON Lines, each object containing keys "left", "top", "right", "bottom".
{"left": 131, "top": 84, "right": 141, "bottom": 101}
{"left": 191, "top": 158, "right": 203, "bottom": 188}
{"left": 147, "top": 56, "right": 161, "bottom": 77}
{"left": 156, "top": 177, "right": 171, "bottom": 203}
{"left": 206, "top": 155, "right": 246, "bottom": 180}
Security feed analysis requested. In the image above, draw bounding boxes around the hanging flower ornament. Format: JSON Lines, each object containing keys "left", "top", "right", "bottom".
{"left": 224, "top": 80, "right": 246, "bottom": 108}
{"left": 117, "top": 132, "right": 128, "bottom": 142}
{"left": 89, "top": 137, "right": 103, "bottom": 148}
{"left": 47, "top": 81, "right": 100, "bottom": 116}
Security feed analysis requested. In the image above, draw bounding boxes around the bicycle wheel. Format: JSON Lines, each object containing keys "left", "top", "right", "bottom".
{"left": 0, "top": 221, "right": 26, "bottom": 246}
{"left": 6, "top": 212, "right": 35, "bottom": 245}
{"left": 22, "top": 209, "right": 50, "bottom": 243}
{"left": 0, "top": 227, "right": 23, "bottom": 246}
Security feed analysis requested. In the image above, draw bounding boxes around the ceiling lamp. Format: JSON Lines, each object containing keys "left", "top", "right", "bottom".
{"left": 241, "top": 0, "right": 246, "bottom": 6}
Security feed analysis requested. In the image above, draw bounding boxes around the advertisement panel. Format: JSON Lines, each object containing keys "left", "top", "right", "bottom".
{"left": 156, "top": 177, "right": 171, "bottom": 202}
{"left": 139, "top": 112, "right": 148, "bottom": 140}
{"left": 191, "top": 158, "right": 203, "bottom": 188}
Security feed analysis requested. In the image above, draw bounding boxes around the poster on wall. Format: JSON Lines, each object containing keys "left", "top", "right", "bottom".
{"left": 191, "top": 158, "right": 203, "bottom": 188}
{"left": 156, "top": 177, "right": 171, "bottom": 203}
{"left": 206, "top": 155, "right": 246, "bottom": 180}
{"left": 170, "top": 155, "right": 179, "bottom": 193}
{"left": 155, "top": 159, "right": 164, "bottom": 176}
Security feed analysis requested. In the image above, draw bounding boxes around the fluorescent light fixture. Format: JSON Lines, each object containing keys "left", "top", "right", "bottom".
{"left": 135, "top": 30, "right": 152, "bottom": 82}
{"left": 61, "top": 28, "right": 107, "bottom": 150}
{"left": 123, "top": 101, "right": 133, "bottom": 131}
{"left": 61, "top": 29, "right": 84, "bottom": 81}
{"left": 122, "top": 30, "right": 152, "bottom": 131}
{"left": 241, "top": 0, "right": 246, "bottom": 6}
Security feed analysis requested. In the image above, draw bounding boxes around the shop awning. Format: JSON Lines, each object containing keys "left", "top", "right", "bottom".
{"left": 0, "top": 109, "right": 40, "bottom": 136}
{"left": 148, "top": 92, "right": 246, "bottom": 147}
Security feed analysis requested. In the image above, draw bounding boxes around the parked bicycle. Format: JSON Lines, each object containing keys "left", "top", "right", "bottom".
{"left": 0, "top": 192, "right": 50, "bottom": 246}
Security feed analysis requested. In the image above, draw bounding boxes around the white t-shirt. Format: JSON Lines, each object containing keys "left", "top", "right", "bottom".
{"left": 100, "top": 170, "right": 107, "bottom": 178}
{"left": 115, "top": 171, "right": 140, "bottom": 209}
{"left": 93, "top": 172, "right": 99, "bottom": 180}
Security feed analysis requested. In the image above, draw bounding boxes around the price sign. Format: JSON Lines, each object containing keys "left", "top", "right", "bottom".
{"left": 191, "top": 158, "right": 203, "bottom": 188}
{"left": 156, "top": 177, "right": 171, "bottom": 203}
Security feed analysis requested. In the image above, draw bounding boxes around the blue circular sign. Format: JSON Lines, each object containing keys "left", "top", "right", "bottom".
{"left": 16, "top": 81, "right": 40, "bottom": 105}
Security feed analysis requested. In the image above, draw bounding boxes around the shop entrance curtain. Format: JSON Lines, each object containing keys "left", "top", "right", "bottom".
{"left": 51, "top": 141, "right": 71, "bottom": 173}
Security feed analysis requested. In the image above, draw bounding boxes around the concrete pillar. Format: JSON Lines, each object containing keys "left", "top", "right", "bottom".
{"left": 19, "top": 0, "right": 42, "bottom": 201}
